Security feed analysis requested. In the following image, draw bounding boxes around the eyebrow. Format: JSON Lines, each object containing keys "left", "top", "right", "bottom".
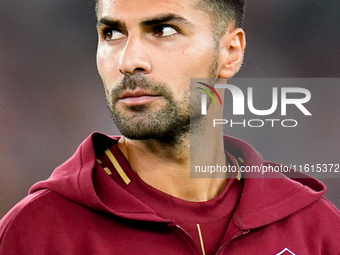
{"left": 97, "top": 13, "right": 193, "bottom": 29}
{"left": 141, "top": 13, "right": 193, "bottom": 27}
{"left": 97, "top": 18, "right": 126, "bottom": 30}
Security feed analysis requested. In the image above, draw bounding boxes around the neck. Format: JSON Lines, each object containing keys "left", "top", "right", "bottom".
{"left": 118, "top": 100, "right": 229, "bottom": 202}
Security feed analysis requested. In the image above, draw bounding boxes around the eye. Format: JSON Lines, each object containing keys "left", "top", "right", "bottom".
{"left": 102, "top": 28, "right": 125, "bottom": 41}
{"left": 154, "top": 25, "right": 178, "bottom": 37}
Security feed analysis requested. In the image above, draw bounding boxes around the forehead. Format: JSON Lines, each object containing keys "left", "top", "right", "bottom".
{"left": 97, "top": 0, "right": 202, "bottom": 22}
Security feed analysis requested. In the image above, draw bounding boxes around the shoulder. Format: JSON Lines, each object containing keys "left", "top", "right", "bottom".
{"left": 302, "top": 196, "right": 340, "bottom": 227}
{"left": 0, "top": 189, "right": 90, "bottom": 253}
{"left": 1, "top": 188, "right": 92, "bottom": 232}
{"left": 0, "top": 189, "right": 51, "bottom": 252}
{"left": 0, "top": 189, "right": 50, "bottom": 236}
{"left": 284, "top": 195, "right": 340, "bottom": 253}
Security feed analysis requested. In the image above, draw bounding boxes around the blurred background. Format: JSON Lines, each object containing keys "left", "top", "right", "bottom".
{"left": 0, "top": 0, "right": 339, "bottom": 218}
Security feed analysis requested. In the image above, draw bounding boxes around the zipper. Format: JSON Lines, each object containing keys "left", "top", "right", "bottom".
{"left": 173, "top": 224, "right": 205, "bottom": 255}
{"left": 196, "top": 224, "right": 206, "bottom": 255}
{"left": 173, "top": 224, "right": 250, "bottom": 255}
{"left": 215, "top": 230, "right": 250, "bottom": 255}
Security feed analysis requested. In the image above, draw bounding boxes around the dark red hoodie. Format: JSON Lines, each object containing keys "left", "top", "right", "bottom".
{"left": 1, "top": 132, "right": 339, "bottom": 254}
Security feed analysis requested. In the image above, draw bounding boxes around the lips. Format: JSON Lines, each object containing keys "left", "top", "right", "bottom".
{"left": 118, "top": 90, "right": 162, "bottom": 106}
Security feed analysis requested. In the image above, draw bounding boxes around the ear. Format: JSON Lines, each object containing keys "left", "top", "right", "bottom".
{"left": 217, "top": 27, "right": 246, "bottom": 79}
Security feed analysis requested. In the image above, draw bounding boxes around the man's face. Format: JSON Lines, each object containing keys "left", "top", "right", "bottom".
{"left": 96, "top": 0, "right": 219, "bottom": 142}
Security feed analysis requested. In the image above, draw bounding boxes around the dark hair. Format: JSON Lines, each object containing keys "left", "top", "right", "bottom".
{"left": 198, "top": 0, "right": 245, "bottom": 27}
{"left": 95, "top": 0, "right": 245, "bottom": 37}
{"left": 195, "top": 0, "right": 245, "bottom": 41}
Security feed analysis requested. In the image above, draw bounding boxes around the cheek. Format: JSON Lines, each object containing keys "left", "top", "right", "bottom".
{"left": 151, "top": 40, "right": 215, "bottom": 104}
{"left": 187, "top": 42, "right": 216, "bottom": 75}
{"left": 97, "top": 45, "right": 120, "bottom": 86}
{"left": 162, "top": 43, "right": 215, "bottom": 95}
{"left": 163, "top": 40, "right": 215, "bottom": 80}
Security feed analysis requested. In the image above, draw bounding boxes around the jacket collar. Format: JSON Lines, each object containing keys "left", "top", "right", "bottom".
{"left": 30, "top": 132, "right": 326, "bottom": 229}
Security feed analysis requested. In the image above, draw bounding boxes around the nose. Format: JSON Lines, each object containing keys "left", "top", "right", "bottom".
{"left": 118, "top": 36, "right": 152, "bottom": 75}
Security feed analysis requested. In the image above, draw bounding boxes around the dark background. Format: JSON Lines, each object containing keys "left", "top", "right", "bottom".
{"left": 1, "top": 0, "right": 339, "bottom": 218}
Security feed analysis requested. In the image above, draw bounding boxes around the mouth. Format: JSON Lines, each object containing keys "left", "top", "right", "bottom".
{"left": 118, "top": 90, "right": 162, "bottom": 106}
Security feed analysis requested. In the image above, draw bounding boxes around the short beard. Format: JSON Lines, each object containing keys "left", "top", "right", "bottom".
{"left": 106, "top": 53, "right": 219, "bottom": 144}
{"left": 107, "top": 74, "right": 191, "bottom": 144}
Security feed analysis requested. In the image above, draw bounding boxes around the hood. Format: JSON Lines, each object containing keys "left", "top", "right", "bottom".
{"left": 30, "top": 133, "right": 169, "bottom": 223}
{"left": 30, "top": 132, "right": 326, "bottom": 230}
{"left": 223, "top": 135, "right": 326, "bottom": 230}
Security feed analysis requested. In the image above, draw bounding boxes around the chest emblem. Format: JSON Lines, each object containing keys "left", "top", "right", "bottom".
{"left": 275, "top": 248, "right": 296, "bottom": 255}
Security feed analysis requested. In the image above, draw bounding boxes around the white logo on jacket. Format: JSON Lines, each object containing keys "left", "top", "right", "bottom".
{"left": 275, "top": 248, "right": 296, "bottom": 255}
